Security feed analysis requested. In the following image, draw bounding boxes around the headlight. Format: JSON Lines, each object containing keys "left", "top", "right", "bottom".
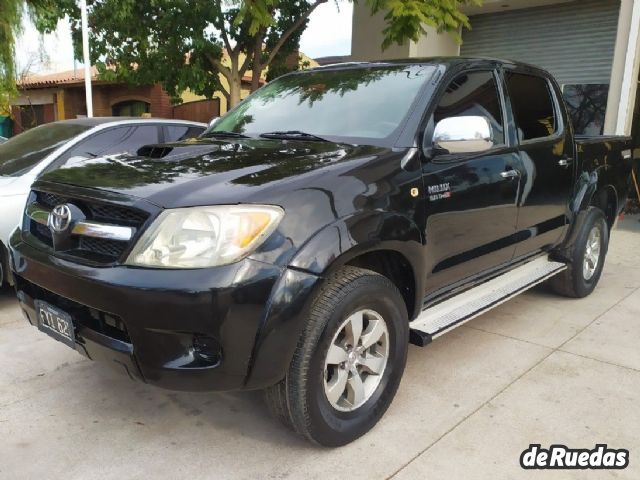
{"left": 125, "top": 205, "right": 284, "bottom": 268}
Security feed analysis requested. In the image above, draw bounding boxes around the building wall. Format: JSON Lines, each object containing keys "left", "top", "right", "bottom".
{"left": 351, "top": 2, "right": 411, "bottom": 60}
{"left": 90, "top": 84, "right": 173, "bottom": 118}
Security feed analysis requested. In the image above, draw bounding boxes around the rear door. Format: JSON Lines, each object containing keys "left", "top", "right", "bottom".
{"left": 503, "top": 70, "right": 575, "bottom": 258}
{"left": 421, "top": 69, "right": 521, "bottom": 296}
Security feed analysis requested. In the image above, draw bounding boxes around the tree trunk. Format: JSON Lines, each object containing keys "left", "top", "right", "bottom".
{"left": 228, "top": 75, "right": 242, "bottom": 109}
{"left": 251, "top": 30, "right": 265, "bottom": 93}
{"left": 228, "top": 54, "right": 242, "bottom": 109}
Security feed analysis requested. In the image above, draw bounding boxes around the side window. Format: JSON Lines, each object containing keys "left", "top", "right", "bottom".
{"left": 434, "top": 71, "right": 505, "bottom": 146}
{"left": 165, "top": 125, "right": 204, "bottom": 142}
{"left": 58, "top": 125, "right": 159, "bottom": 165}
{"left": 506, "top": 73, "right": 558, "bottom": 141}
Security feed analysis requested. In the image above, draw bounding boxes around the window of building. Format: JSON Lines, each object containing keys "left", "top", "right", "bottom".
{"left": 17, "top": 105, "right": 46, "bottom": 131}
{"left": 112, "top": 100, "right": 151, "bottom": 117}
{"left": 434, "top": 71, "right": 505, "bottom": 146}
{"left": 506, "top": 73, "right": 558, "bottom": 142}
{"left": 563, "top": 84, "right": 609, "bottom": 136}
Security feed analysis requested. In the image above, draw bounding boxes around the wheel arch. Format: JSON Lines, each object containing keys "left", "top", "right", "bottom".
{"left": 590, "top": 183, "right": 618, "bottom": 229}
{"left": 289, "top": 212, "right": 425, "bottom": 321}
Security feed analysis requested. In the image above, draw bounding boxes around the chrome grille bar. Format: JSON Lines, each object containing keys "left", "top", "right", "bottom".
{"left": 26, "top": 203, "right": 136, "bottom": 242}
{"left": 71, "top": 220, "right": 135, "bottom": 242}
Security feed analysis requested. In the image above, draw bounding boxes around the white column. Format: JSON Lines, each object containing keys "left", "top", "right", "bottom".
{"left": 80, "top": 0, "right": 93, "bottom": 118}
{"left": 616, "top": 0, "right": 640, "bottom": 135}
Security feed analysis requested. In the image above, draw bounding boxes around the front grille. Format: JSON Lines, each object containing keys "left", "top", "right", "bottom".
{"left": 25, "top": 189, "right": 152, "bottom": 264}
{"left": 79, "top": 236, "right": 128, "bottom": 258}
{"left": 37, "top": 191, "right": 147, "bottom": 227}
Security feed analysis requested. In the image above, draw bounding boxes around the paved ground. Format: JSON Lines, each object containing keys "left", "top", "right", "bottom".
{"left": 1, "top": 216, "right": 638, "bottom": 480}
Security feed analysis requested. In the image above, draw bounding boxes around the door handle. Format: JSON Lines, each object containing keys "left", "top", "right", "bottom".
{"left": 558, "top": 157, "right": 573, "bottom": 168}
{"left": 500, "top": 170, "right": 520, "bottom": 180}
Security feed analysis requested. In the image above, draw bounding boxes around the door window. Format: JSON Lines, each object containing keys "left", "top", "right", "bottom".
{"left": 434, "top": 71, "right": 505, "bottom": 146}
{"left": 506, "top": 73, "right": 558, "bottom": 142}
{"left": 164, "top": 125, "right": 205, "bottom": 142}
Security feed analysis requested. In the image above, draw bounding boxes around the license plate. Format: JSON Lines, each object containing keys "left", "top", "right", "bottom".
{"left": 35, "top": 301, "right": 76, "bottom": 348}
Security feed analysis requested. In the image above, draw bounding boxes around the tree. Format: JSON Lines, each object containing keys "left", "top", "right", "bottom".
{"left": 45, "top": 0, "right": 481, "bottom": 109}
{"left": 0, "top": 0, "right": 60, "bottom": 109}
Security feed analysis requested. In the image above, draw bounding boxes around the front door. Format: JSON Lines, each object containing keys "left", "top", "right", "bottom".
{"left": 421, "top": 70, "right": 521, "bottom": 298}
{"left": 504, "top": 70, "right": 575, "bottom": 258}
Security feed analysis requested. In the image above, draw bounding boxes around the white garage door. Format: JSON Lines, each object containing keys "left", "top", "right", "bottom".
{"left": 460, "top": 0, "right": 620, "bottom": 86}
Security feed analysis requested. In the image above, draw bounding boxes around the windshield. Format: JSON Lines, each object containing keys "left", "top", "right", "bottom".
{"left": 0, "top": 123, "right": 91, "bottom": 177}
{"left": 208, "top": 65, "right": 436, "bottom": 142}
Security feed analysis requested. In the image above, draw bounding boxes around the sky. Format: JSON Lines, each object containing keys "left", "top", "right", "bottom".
{"left": 15, "top": 1, "right": 353, "bottom": 75}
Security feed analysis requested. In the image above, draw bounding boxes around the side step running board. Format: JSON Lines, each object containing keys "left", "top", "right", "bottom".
{"left": 409, "top": 257, "right": 567, "bottom": 346}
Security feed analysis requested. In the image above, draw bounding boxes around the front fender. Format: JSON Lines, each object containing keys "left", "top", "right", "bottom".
{"left": 244, "top": 211, "right": 425, "bottom": 389}
{"left": 288, "top": 210, "right": 424, "bottom": 277}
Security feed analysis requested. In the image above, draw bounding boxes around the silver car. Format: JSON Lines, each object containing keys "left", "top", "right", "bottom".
{"left": 0, "top": 117, "right": 206, "bottom": 285}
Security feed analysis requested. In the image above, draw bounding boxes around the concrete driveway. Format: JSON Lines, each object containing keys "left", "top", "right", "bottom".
{"left": 1, "top": 217, "right": 639, "bottom": 480}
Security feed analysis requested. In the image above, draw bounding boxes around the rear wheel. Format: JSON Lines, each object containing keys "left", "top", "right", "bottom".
{"left": 265, "top": 266, "right": 409, "bottom": 447}
{"left": 549, "top": 207, "right": 609, "bottom": 298}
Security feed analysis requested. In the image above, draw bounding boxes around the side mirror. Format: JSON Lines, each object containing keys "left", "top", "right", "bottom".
{"left": 432, "top": 116, "right": 494, "bottom": 155}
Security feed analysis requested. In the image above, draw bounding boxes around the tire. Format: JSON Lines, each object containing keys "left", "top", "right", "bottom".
{"left": 0, "top": 245, "right": 7, "bottom": 288}
{"left": 549, "top": 207, "right": 609, "bottom": 298}
{"left": 265, "top": 266, "right": 409, "bottom": 447}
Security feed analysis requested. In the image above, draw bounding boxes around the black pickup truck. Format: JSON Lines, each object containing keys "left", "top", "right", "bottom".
{"left": 10, "top": 58, "right": 634, "bottom": 446}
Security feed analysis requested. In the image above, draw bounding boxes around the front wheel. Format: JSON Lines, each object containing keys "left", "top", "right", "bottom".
{"left": 549, "top": 207, "right": 609, "bottom": 298}
{"left": 265, "top": 266, "right": 409, "bottom": 447}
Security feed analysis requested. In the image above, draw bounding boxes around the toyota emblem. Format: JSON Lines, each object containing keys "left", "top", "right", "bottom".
{"left": 48, "top": 204, "right": 72, "bottom": 233}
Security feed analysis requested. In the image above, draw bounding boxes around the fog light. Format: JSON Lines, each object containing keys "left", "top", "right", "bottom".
{"left": 193, "top": 335, "right": 221, "bottom": 365}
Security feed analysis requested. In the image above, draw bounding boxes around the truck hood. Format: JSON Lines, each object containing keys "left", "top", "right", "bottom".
{"left": 38, "top": 138, "right": 387, "bottom": 208}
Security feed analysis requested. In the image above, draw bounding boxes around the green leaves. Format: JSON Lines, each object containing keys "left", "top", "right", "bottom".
{"left": 364, "top": 0, "right": 481, "bottom": 48}
{"left": 4, "top": 0, "right": 483, "bottom": 113}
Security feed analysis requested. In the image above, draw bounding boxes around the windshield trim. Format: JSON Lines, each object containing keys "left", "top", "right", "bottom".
{"left": 205, "top": 64, "right": 440, "bottom": 148}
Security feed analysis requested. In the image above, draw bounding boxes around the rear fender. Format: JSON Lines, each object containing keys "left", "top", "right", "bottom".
{"left": 556, "top": 168, "right": 614, "bottom": 262}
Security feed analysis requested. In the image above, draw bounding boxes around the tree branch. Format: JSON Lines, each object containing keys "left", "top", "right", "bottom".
{"left": 240, "top": 26, "right": 265, "bottom": 78}
{"left": 216, "top": 9, "right": 233, "bottom": 55}
{"left": 263, "top": 0, "right": 328, "bottom": 69}
{"left": 206, "top": 53, "right": 233, "bottom": 82}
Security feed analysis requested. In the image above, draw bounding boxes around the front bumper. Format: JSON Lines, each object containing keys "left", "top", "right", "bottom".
{"left": 10, "top": 229, "right": 319, "bottom": 392}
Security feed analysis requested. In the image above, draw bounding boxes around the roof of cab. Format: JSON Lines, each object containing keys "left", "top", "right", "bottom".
{"left": 306, "top": 56, "right": 548, "bottom": 75}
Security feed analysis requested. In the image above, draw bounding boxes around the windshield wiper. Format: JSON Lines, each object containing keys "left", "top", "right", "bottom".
{"left": 203, "top": 130, "right": 249, "bottom": 139}
{"left": 259, "top": 130, "right": 328, "bottom": 142}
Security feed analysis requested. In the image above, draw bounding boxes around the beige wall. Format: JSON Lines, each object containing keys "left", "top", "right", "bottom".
{"left": 13, "top": 89, "right": 57, "bottom": 106}
{"left": 609, "top": 0, "right": 640, "bottom": 135}
{"left": 605, "top": 0, "right": 635, "bottom": 134}
{"left": 351, "top": 2, "right": 411, "bottom": 61}
{"left": 351, "top": 4, "right": 460, "bottom": 61}
{"left": 411, "top": 27, "right": 460, "bottom": 58}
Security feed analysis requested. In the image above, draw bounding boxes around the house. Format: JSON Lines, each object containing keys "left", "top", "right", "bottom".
{"left": 352, "top": 0, "right": 640, "bottom": 139}
{"left": 10, "top": 66, "right": 249, "bottom": 135}
{"left": 9, "top": 49, "right": 319, "bottom": 136}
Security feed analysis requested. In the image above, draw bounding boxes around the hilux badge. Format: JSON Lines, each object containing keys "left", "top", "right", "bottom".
{"left": 48, "top": 205, "right": 72, "bottom": 233}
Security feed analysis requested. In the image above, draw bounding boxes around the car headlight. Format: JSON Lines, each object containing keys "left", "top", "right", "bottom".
{"left": 125, "top": 205, "right": 284, "bottom": 268}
